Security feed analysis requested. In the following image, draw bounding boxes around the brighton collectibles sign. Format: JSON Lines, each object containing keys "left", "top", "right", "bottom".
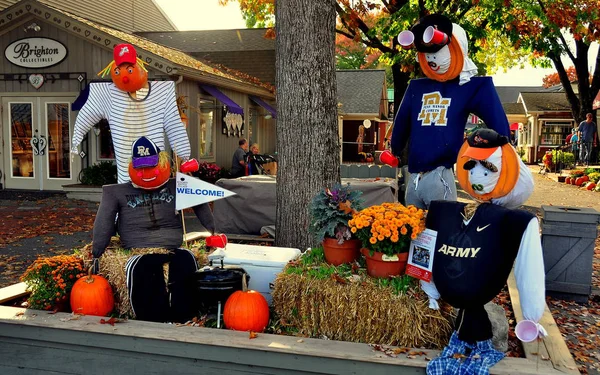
{"left": 4, "top": 38, "right": 67, "bottom": 69}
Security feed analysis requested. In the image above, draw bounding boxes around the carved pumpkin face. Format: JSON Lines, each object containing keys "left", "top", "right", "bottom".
{"left": 456, "top": 142, "right": 520, "bottom": 201}
{"left": 128, "top": 152, "right": 171, "bottom": 190}
{"left": 111, "top": 63, "right": 148, "bottom": 93}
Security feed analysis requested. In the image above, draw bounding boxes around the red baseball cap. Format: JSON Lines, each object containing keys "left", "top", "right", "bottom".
{"left": 114, "top": 43, "right": 137, "bottom": 66}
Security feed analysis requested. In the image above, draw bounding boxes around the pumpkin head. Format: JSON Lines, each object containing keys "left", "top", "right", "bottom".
{"left": 98, "top": 43, "right": 148, "bottom": 93}
{"left": 128, "top": 137, "right": 171, "bottom": 190}
{"left": 223, "top": 274, "right": 270, "bottom": 332}
{"left": 456, "top": 129, "right": 520, "bottom": 201}
{"left": 70, "top": 267, "right": 115, "bottom": 316}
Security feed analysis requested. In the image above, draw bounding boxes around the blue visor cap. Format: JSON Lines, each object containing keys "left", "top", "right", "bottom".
{"left": 131, "top": 136, "right": 161, "bottom": 168}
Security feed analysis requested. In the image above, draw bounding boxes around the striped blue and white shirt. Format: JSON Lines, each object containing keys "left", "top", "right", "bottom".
{"left": 72, "top": 81, "right": 191, "bottom": 183}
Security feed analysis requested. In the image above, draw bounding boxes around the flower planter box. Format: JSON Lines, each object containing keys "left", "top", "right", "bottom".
{"left": 62, "top": 184, "right": 103, "bottom": 202}
{"left": 0, "top": 281, "right": 571, "bottom": 374}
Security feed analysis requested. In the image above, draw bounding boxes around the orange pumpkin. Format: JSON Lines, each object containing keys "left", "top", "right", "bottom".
{"left": 223, "top": 275, "right": 269, "bottom": 332}
{"left": 566, "top": 177, "right": 572, "bottom": 184}
{"left": 582, "top": 175, "right": 590, "bottom": 183}
{"left": 70, "top": 267, "right": 114, "bottom": 316}
{"left": 456, "top": 142, "right": 520, "bottom": 201}
{"left": 587, "top": 183, "right": 597, "bottom": 190}
{"left": 575, "top": 177, "right": 584, "bottom": 186}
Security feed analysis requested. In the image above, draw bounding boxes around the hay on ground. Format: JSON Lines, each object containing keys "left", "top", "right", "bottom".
{"left": 272, "top": 272, "right": 453, "bottom": 349}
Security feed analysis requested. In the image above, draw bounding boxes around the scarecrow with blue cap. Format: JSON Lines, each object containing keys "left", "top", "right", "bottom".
{"left": 92, "top": 136, "right": 214, "bottom": 323}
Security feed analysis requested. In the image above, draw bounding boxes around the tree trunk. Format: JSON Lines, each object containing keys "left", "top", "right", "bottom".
{"left": 275, "top": 0, "right": 339, "bottom": 250}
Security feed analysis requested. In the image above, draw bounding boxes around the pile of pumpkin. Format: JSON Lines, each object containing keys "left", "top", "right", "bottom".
{"left": 563, "top": 169, "right": 600, "bottom": 191}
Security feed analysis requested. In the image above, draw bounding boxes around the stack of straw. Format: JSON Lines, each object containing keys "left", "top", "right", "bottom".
{"left": 272, "top": 273, "right": 453, "bottom": 349}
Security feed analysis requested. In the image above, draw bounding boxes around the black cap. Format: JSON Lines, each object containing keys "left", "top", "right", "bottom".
{"left": 464, "top": 128, "right": 509, "bottom": 160}
{"left": 411, "top": 14, "right": 453, "bottom": 53}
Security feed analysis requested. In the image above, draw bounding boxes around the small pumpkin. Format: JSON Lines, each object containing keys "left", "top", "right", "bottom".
{"left": 566, "top": 177, "right": 572, "bottom": 184}
{"left": 70, "top": 267, "right": 115, "bottom": 316}
{"left": 587, "top": 183, "right": 596, "bottom": 191}
{"left": 575, "top": 177, "right": 584, "bottom": 186}
{"left": 582, "top": 175, "right": 590, "bottom": 183}
{"left": 223, "top": 274, "right": 269, "bottom": 332}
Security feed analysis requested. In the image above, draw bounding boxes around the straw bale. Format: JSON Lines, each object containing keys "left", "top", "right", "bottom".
{"left": 272, "top": 273, "right": 453, "bottom": 349}
{"left": 79, "top": 238, "right": 207, "bottom": 318}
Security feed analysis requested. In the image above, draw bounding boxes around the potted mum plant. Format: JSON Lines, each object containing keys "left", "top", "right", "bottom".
{"left": 349, "top": 202, "right": 426, "bottom": 278}
{"left": 309, "top": 183, "right": 364, "bottom": 266}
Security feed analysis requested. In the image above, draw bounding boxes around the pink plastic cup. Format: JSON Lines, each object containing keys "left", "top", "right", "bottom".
{"left": 515, "top": 320, "right": 539, "bottom": 342}
{"left": 379, "top": 150, "right": 399, "bottom": 167}
{"left": 397, "top": 30, "right": 415, "bottom": 50}
{"left": 423, "top": 26, "right": 449, "bottom": 46}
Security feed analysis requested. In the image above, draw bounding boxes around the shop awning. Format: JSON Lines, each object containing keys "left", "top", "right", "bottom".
{"left": 249, "top": 95, "right": 277, "bottom": 119}
{"left": 200, "top": 84, "right": 244, "bottom": 115}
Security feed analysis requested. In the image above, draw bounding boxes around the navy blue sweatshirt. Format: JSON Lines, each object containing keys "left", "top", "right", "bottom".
{"left": 391, "top": 77, "right": 509, "bottom": 173}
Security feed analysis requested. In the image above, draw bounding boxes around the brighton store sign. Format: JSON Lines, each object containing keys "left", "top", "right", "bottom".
{"left": 4, "top": 37, "right": 67, "bottom": 69}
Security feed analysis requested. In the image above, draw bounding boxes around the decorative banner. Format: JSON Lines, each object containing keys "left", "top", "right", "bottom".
{"left": 175, "top": 172, "right": 236, "bottom": 210}
{"left": 5, "top": 38, "right": 68, "bottom": 68}
{"left": 28, "top": 73, "right": 44, "bottom": 89}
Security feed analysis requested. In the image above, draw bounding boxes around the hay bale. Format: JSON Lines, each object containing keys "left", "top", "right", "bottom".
{"left": 78, "top": 238, "right": 208, "bottom": 318}
{"left": 272, "top": 272, "right": 453, "bottom": 349}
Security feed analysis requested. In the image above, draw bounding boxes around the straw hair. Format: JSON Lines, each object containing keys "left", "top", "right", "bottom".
{"left": 97, "top": 57, "right": 149, "bottom": 78}
{"left": 272, "top": 273, "right": 453, "bottom": 348}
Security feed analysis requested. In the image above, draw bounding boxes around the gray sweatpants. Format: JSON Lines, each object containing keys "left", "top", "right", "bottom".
{"left": 404, "top": 166, "right": 457, "bottom": 210}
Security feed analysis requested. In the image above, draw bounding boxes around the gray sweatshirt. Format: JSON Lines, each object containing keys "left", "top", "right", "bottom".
{"left": 92, "top": 179, "right": 215, "bottom": 257}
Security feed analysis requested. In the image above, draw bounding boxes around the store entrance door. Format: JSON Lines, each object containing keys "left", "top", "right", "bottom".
{"left": 2, "top": 96, "right": 79, "bottom": 190}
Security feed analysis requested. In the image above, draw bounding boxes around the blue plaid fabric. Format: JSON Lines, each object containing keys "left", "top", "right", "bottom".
{"left": 427, "top": 331, "right": 505, "bottom": 375}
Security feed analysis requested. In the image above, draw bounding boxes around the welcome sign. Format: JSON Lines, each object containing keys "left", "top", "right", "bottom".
{"left": 4, "top": 38, "right": 67, "bottom": 69}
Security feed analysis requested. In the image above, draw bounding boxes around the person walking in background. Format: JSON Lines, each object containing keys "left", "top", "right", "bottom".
{"left": 578, "top": 113, "right": 597, "bottom": 166}
{"left": 569, "top": 128, "right": 579, "bottom": 164}
{"left": 230, "top": 138, "right": 248, "bottom": 178}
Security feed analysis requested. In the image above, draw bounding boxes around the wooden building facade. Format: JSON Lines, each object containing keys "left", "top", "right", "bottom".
{"left": 0, "top": 0, "right": 276, "bottom": 191}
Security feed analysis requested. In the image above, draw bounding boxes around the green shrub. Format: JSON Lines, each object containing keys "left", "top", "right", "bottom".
{"left": 552, "top": 150, "right": 574, "bottom": 167}
{"left": 78, "top": 161, "right": 118, "bottom": 186}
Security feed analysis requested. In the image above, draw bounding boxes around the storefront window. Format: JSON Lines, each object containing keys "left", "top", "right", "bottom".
{"left": 97, "top": 119, "right": 115, "bottom": 159}
{"left": 9, "top": 103, "right": 34, "bottom": 178}
{"left": 541, "top": 121, "right": 572, "bottom": 146}
{"left": 199, "top": 98, "right": 214, "bottom": 158}
{"left": 46, "top": 103, "right": 71, "bottom": 179}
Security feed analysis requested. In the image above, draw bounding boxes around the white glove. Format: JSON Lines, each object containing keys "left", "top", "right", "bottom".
{"left": 420, "top": 279, "right": 440, "bottom": 310}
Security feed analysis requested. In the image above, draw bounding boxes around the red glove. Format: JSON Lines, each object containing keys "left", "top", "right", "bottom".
{"left": 180, "top": 158, "right": 199, "bottom": 173}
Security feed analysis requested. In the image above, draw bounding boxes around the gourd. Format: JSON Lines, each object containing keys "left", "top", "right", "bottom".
{"left": 70, "top": 267, "right": 115, "bottom": 316}
{"left": 223, "top": 274, "right": 269, "bottom": 332}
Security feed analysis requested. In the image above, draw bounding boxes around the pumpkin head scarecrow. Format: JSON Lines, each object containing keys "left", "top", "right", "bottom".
{"left": 72, "top": 43, "right": 198, "bottom": 184}
{"left": 99, "top": 43, "right": 149, "bottom": 93}
{"left": 390, "top": 15, "right": 510, "bottom": 210}
{"left": 92, "top": 136, "right": 214, "bottom": 323}
{"left": 421, "top": 128, "right": 546, "bottom": 375}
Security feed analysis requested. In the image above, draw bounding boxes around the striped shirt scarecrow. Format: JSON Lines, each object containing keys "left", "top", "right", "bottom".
{"left": 72, "top": 43, "right": 197, "bottom": 183}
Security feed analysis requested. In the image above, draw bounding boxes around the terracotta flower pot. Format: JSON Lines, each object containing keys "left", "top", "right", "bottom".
{"left": 361, "top": 248, "right": 409, "bottom": 278}
{"left": 322, "top": 238, "right": 361, "bottom": 266}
